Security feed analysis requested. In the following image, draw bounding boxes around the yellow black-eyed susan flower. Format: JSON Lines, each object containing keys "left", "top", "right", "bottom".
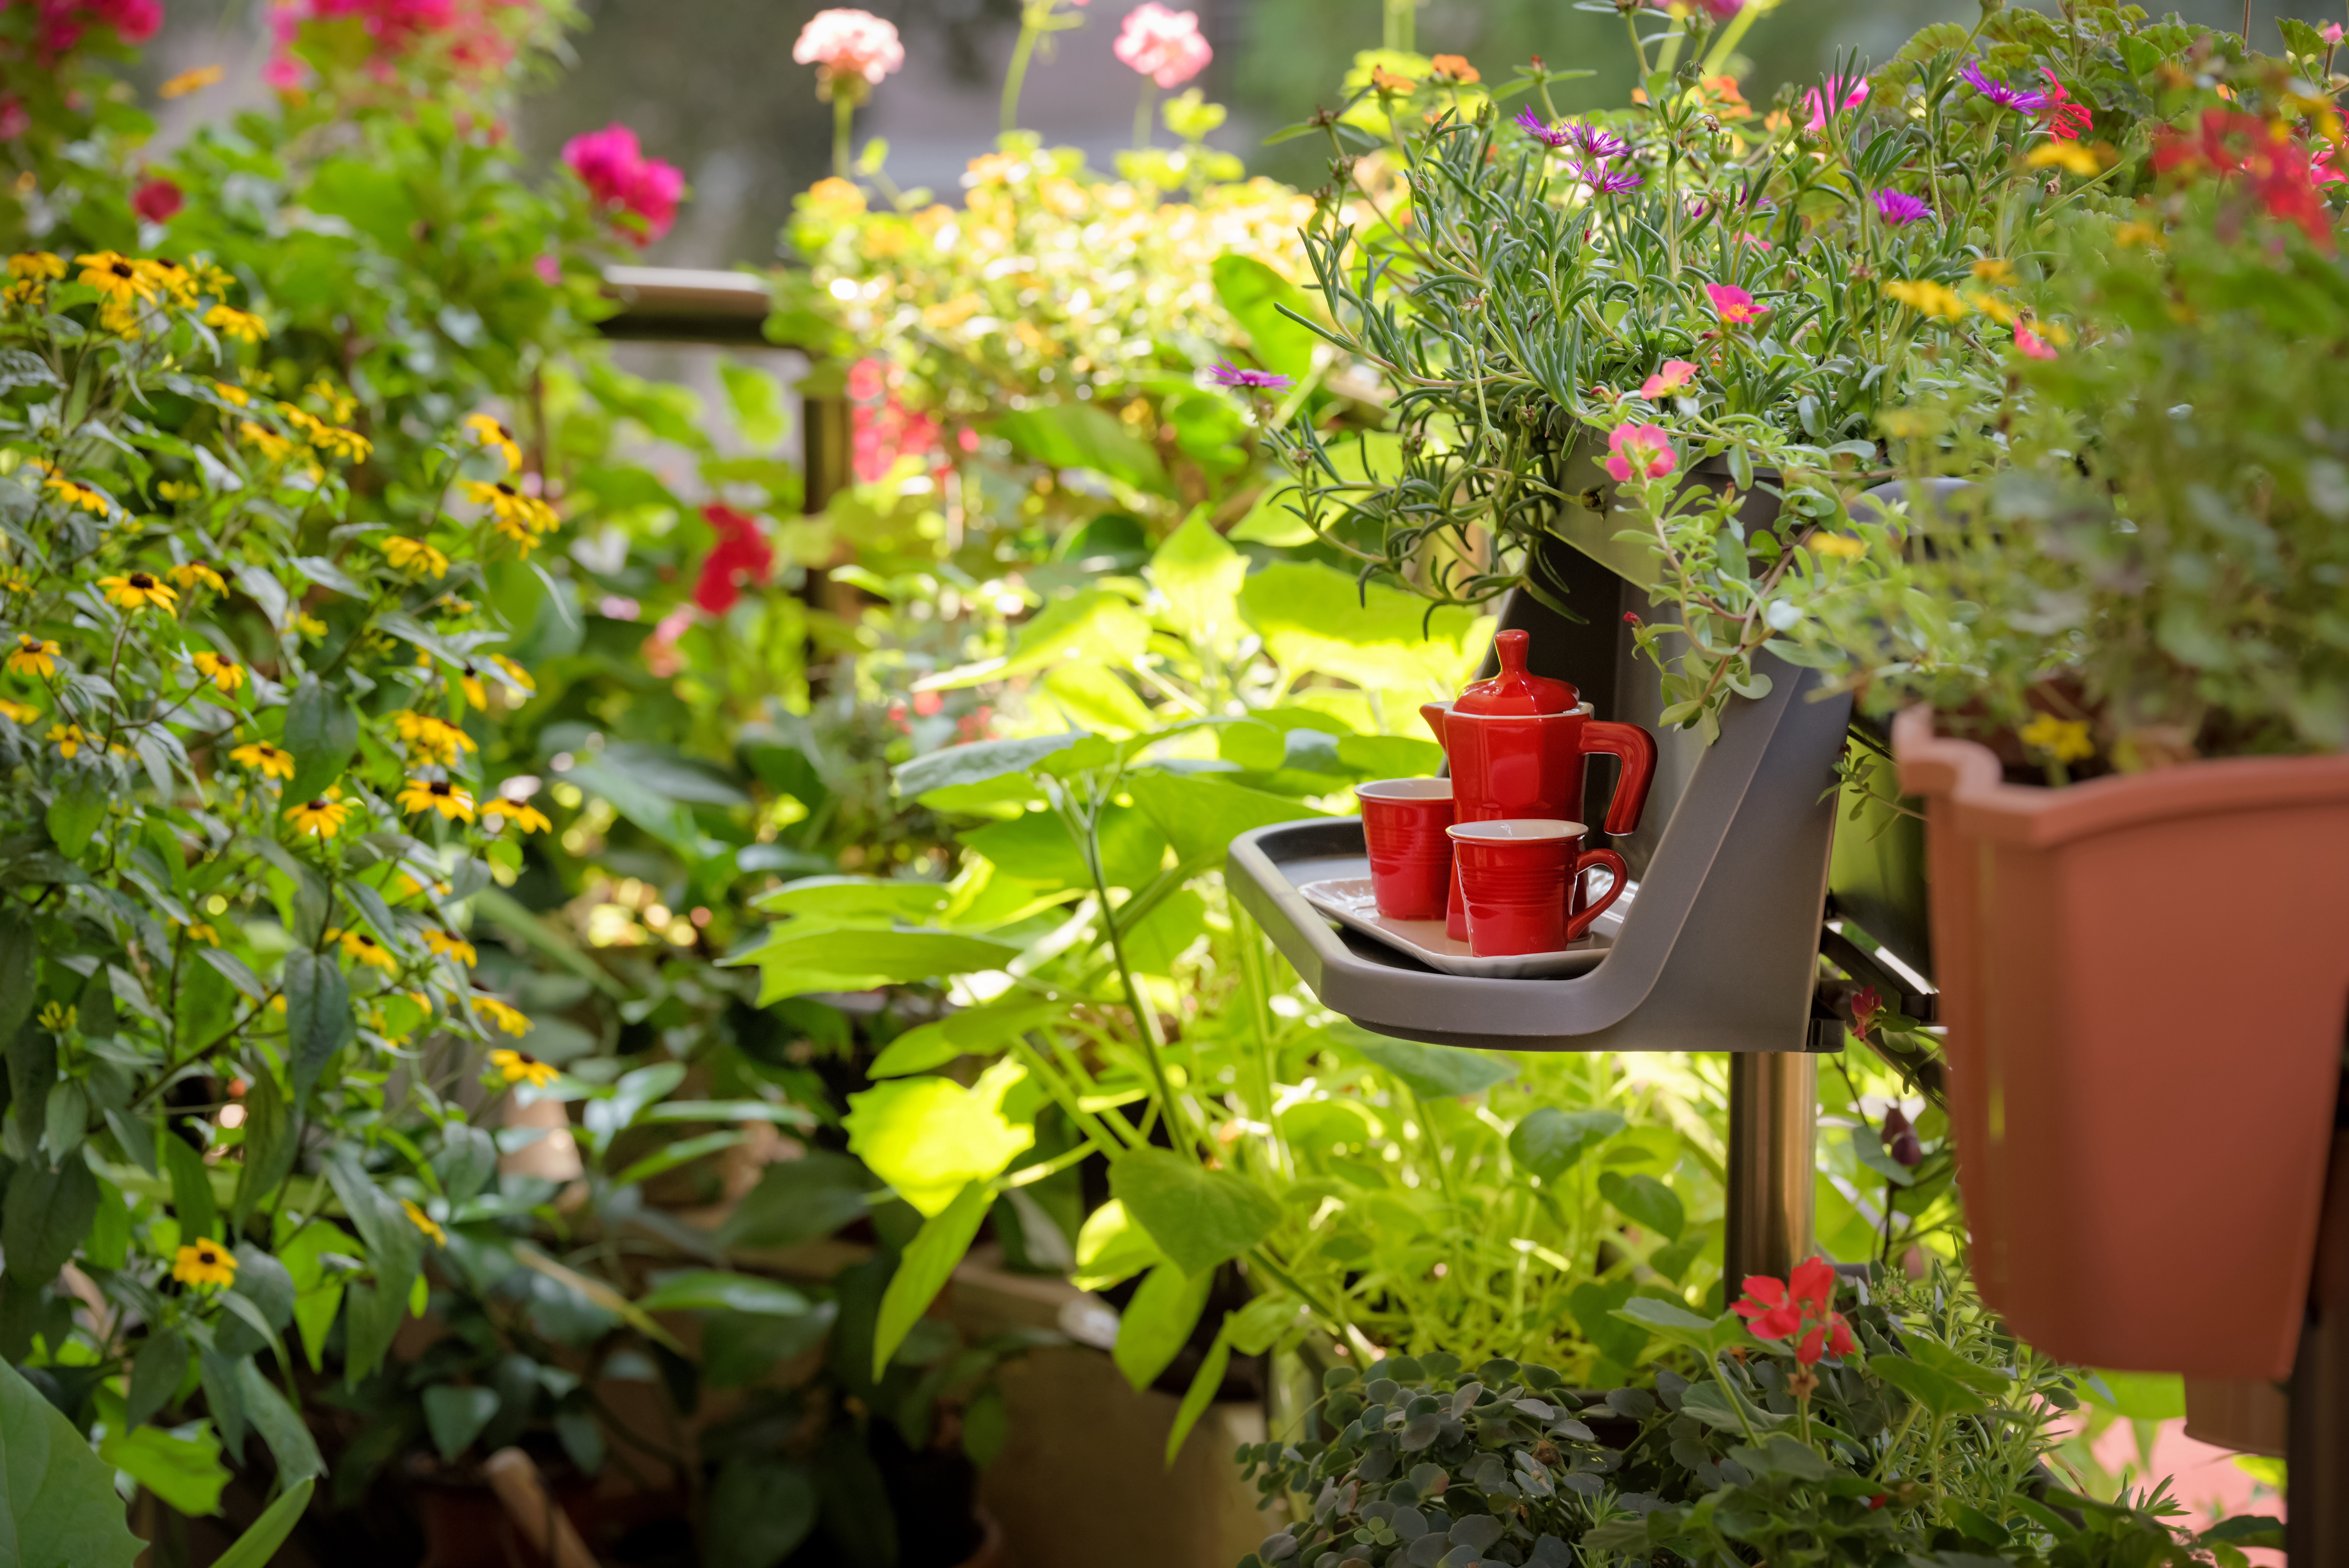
{"left": 8, "top": 251, "right": 64, "bottom": 282}
{"left": 285, "top": 797, "right": 350, "bottom": 838}
{"left": 397, "top": 776, "right": 475, "bottom": 823}
{"left": 0, "top": 698, "right": 37, "bottom": 723}
{"left": 330, "top": 927, "right": 397, "bottom": 971}
{"left": 490, "top": 1045, "right": 556, "bottom": 1083}
{"left": 489, "top": 654, "right": 537, "bottom": 695}
{"left": 172, "top": 1238, "right": 238, "bottom": 1288}
{"left": 464, "top": 413, "right": 523, "bottom": 474}
{"left": 237, "top": 421, "right": 295, "bottom": 463}
{"left": 403, "top": 1199, "right": 446, "bottom": 1246}
{"left": 476, "top": 998, "right": 531, "bottom": 1040}
{"left": 230, "top": 740, "right": 295, "bottom": 780}
{"left": 99, "top": 572, "right": 178, "bottom": 613}
{"left": 382, "top": 536, "right": 449, "bottom": 577}
{"left": 44, "top": 474, "right": 109, "bottom": 515}
{"left": 8, "top": 634, "right": 59, "bottom": 677}
{"left": 211, "top": 380, "right": 250, "bottom": 408}
{"left": 169, "top": 561, "right": 227, "bottom": 594}
{"left": 481, "top": 798, "right": 553, "bottom": 834}
{"left": 391, "top": 709, "right": 476, "bottom": 765}
{"left": 423, "top": 929, "right": 478, "bottom": 966}
{"left": 75, "top": 251, "right": 154, "bottom": 305}
{"left": 190, "top": 652, "right": 245, "bottom": 694}
{"left": 48, "top": 722, "right": 86, "bottom": 758}
{"left": 310, "top": 424, "right": 371, "bottom": 463}
{"left": 462, "top": 480, "right": 558, "bottom": 536}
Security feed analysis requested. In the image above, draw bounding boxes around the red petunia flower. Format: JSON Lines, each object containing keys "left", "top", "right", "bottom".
{"left": 691, "top": 503, "right": 773, "bottom": 614}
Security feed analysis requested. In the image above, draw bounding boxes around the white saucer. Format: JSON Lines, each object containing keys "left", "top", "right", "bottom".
{"left": 1295, "top": 877, "right": 1625, "bottom": 979}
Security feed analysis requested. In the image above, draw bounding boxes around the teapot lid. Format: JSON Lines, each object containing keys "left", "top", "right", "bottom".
{"left": 1455, "top": 629, "right": 1579, "bottom": 715}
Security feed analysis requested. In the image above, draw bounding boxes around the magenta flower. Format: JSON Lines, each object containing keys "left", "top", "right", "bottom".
{"left": 2015, "top": 323, "right": 2057, "bottom": 360}
{"left": 1208, "top": 362, "right": 1292, "bottom": 392}
{"left": 1584, "top": 163, "right": 1645, "bottom": 196}
{"left": 1513, "top": 105, "right": 1573, "bottom": 150}
{"left": 1960, "top": 60, "right": 2049, "bottom": 114}
{"left": 1803, "top": 74, "right": 1868, "bottom": 131}
{"left": 1114, "top": 3, "right": 1212, "bottom": 90}
{"left": 793, "top": 9, "right": 905, "bottom": 88}
{"left": 1703, "top": 283, "right": 1768, "bottom": 326}
{"left": 132, "top": 176, "right": 184, "bottom": 224}
{"left": 561, "top": 124, "right": 686, "bottom": 248}
{"left": 1604, "top": 422, "right": 1678, "bottom": 483}
{"left": 1567, "top": 123, "right": 1630, "bottom": 162}
{"left": 1873, "top": 188, "right": 1930, "bottom": 226}
{"left": 1640, "top": 360, "right": 1699, "bottom": 399}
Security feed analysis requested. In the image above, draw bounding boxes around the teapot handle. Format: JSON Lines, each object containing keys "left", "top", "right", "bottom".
{"left": 1583, "top": 721, "right": 1658, "bottom": 836}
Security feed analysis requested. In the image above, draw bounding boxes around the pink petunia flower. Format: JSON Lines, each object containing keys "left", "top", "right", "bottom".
{"left": 1604, "top": 422, "right": 1678, "bottom": 483}
{"left": 1113, "top": 3, "right": 1212, "bottom": 90}
{"left": 1704, "top": 282, "right": 1768, "bottom": 325}
{"left": 1803, "top": 73, "right": 1867, "bottom": 132}
{"left": 561, "top": 123, "right": 685, "bottom": 247}
{"left": 792, "top": 8, "right": 905, "bottom": 87}
{"left": 1640, "top": 360, "right": 1698, "bottom": 399}
{"left": 2015, "top": 323, "right": 2057, "bottom": 360}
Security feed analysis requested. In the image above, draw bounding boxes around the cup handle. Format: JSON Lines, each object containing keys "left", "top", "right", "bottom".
{"left": 1582, "top": 721, "right": 1658, "bottom": 836}
{"left": 1565, "top": 848, "right": 1631, "bottom": 942}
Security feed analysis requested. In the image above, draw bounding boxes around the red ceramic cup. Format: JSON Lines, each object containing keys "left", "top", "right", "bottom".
{"left": 1446, "top": 819, "right": 1630, "bottom": 957}
{"left": 1357, "top": 778, "right": 1456, "bottom": 921}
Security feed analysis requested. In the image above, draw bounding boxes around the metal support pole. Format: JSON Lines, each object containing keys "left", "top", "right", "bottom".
{"left": 2291, "top": 1123, "right": 2349, "bottom": 1566}
{"left": 1724, "top": 1053, "right": 1816, "bottom": 1287}
{"left": 802, "top": 388, "right": 854, "bottom": 517}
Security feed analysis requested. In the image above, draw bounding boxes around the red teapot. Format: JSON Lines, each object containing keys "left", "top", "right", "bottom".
{"left": 1420, "top": 629, "right": 1659, "bottom": 941}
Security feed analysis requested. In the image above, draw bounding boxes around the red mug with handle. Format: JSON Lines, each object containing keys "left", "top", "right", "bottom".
{"left": 1447, "top": 820, "right": 1630, "bottom": 956}
{"left": 1421, "top": 629, "right": 1658, "bottom": 940}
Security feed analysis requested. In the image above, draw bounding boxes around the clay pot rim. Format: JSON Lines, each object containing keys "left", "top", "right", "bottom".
{"left": 1893, "top": 703, "right": 2349, "bottom": 851}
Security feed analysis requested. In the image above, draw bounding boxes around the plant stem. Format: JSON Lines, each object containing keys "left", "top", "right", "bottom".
{"left": 1133, "top": 80, "right": 1158, "bottom": 151}
{"left": 1002, "top": 3, "right": 1047, "bottom": 135}
{"left": 832, "top": 93, "right": 855, "bottom": 181}
{"left": 1384, "top": 0, "right": 1416, "bottom": 53}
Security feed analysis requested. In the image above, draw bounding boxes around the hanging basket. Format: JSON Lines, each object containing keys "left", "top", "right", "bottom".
{"left": 1893, "top": 706, "right": 2349, "bottom": 1380}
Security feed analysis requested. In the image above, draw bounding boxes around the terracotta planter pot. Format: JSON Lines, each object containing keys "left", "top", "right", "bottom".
{"left": 1893, "top": 706, "right": 2349, "bottom": 1380}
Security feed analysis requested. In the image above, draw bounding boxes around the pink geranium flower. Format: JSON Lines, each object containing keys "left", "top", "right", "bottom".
{"left": 1704, "top": 283, "right": 1768, "bottom": 325}
{"left": 1640, "top": 360, "right": 1698, "bottom": 399}
{"left": 1605, "top": 422, "right": 1677, "bottom": 483}
{"left": 561, "top": 124, "right": 685, "bottom": 247}
{"left": 1114, "top": 3, "right": 1212, "bottom": 89}
{"left": 132, "top": 176, "right": 184, "bottom": 223}
{"left": 793, "top": 8, "right": 905, "bottom": 88}
{"left": 2015, "top": 323, "right": 2057, "bottom": 360}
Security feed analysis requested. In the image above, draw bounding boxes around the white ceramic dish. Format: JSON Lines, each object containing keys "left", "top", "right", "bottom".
{"left": 1294, "top": 876, "right": 1627, "bottom": 979}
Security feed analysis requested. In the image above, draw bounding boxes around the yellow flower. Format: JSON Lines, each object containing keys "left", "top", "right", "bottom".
{"left": 2114, "top": 220, "right": 2164, "bottom": 249}
{"left": 382, "top": 536, "right": 450, "bottom": 577}
{"left": 489, "top": 654, "right": 537, "bottom": 695}
{"left": 1970, "top": 257, "right": 2015, "bottom": 285}
{"left": 170, "top": 561, "right": 228, "bottom": 594}
{"left": 423, "top": 929, "right": 478, "bottom": 966}
{"left": 172, "top": 1238, "right": 238, "bottom": 1289}
{"left": 276, "top": 403, "right": 324, "bottom": 440}
{"left": 2026, "top": 140, "right": 2101, "bottom": 176}
{"left": 44, "top": 474, "right": 110, "bottom": 515}
{"left": 211, "top": 380, "right": 250, "bottom": 408}
{"left": 397, "top": 775, "right": 476, "bottom": 822}
{"left": 139, "top": 259, "right": 197, "bottom": 307}
{"left": 159, "top": 64, "right": 225, "bottom": 99}
{"left": 2020, "top": 713, "right": 2095, "bottom": 764}
{"left": 310, "top": 424, "right": 372, "bottom": 464}
{"left": 76, "top": 252, "right": 156, "bottom": 305}
{"left": 0, "top": 698, "right": 36, "bottom": 723}
{"left": 481, "top": 798, "right": 552, "bottom": 834}
{"left": 294, "top": 613, "right": 328, "bottom": 638}
{"left": 391, "top": 709, "right": 477, "bottom": 764}
{"left": 1808, "top": 533, "right": 1867, "bottom": 559}
{"left": 478, "top": 999, "right": 534, "bottom": 1040}
{"left": 306, "top": 379, "right": 358, "bottom": 424}
{"left": 179, "top": 921, "right": 219, "bottom": 945}
{"left": 8, "top": 633, "right": 59, "bottom": 676}
{"left": 465, "top": 412, "right": 523, "bottom": 474}
{"left": 461, "top": 480, "right": 558, "bottom": 536}
{"left": 1882, "top": 279, "right": 1969, "bottom": 321}
{"left": 48, "top": 722, "right": 86, "bottom": 758}
{"left": 0, "top": 566, "right": 30, "bottom": 594}
{"left": 403, "top": 1199, "right": 446, "bottom": 1246}
{"left": 285, "top": 797, "right": 350, "bottom": 838}
{"left": 8, "top": 251, "right": 63, "bottom": 281}
{"left": 329, "top": 926, "right": 397, "bottom": 970}
{"left": 231, "top": 740, "right": 296, "bottom": 780}
{"left": 490, "top": 1045, "right": 556, "bottom": 1083}
{"left": 1963, "top": 291, "right": 2018, "bottom": 326}
{"left": 37, "top": 1001, "right": 75, "bottom": 1031}
{"left": 238, "top": 421, "right": 294, "bottom": 463}
{"left": 191, "top": 651, "right": 246, "bottom": 694}
{"left": 204, "top": 304, "right": 268, "bottom": 343}
{"left": 455, "top": 664, "right": 489, "bottom": 710}
{"left": 99, "top": 571, "right": 179, "bottom": 613}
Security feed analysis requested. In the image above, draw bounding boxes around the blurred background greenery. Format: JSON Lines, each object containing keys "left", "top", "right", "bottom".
{"left": 144, "top": 0, "right": 2349, "bottom": 266}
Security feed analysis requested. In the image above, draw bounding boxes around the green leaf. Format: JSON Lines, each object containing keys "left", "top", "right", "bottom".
{"left": 1869, "top": 1353, "right": 1987, "bottom": 1417}
{"left": 993, "top": 402, "right": 1170, "bottom": 496}
{"left": 1071, "top": 1198, "right": 1168, "bottom": 1290}
{"left": 163, "top": 1129, "right": 218, "bottom": 1244}
{"left": 638, "top": 1271, "right": 812, "bottom": 1316}
{"left": 1610, "top": 1295, "right": 1740, "bottom": 1358}
{"left": 3, "top": 1156, "right": 97, "bottom": 1289}
{"left": 1509, "top": 1108, "right": 1625, "bottom": 1180}
{"left": 281, "top": 950, "right": 352, "bottom": 1107}
{"left": 707, "top": 1459, "right": 818, "bottom": 1568}
{"left": 610, "top": 1130, "right": 746, "bottom": 1189}
{"left": 719, "top": 359, "right": 790, "bottom": 448}
{"left": 99, "top": 1421, "right": 229, "bottom": 1517}
{"left": 43, "top": 771, "right": 107, "bottom": 860}
{"left": 927, "top": 589, "right": 1154, "bottom": 691}
{"left": 1598, "top": 1172, "right": 1685, "bottom": 1240}
{"left": 871, "top": 1180, "right": 993, "bottom": 1379}
{"left": 236, "top": 1360, "right": 324, "bottom": 1482}
{"left": 1123, "top": 771, "right": 1325, "bottom": 871}
{"left": 729, "top": 927, "right": 1022, "bottom": 1003}
{"left": 1151, "top": 513, "right": 1249, "bottom": 643}
{"left": 1903, "top": 1334, "right": 2014, "bottom": 1397}
{"left": 281, "top": 674, "right": 359, "bottom": 805}
{"left": 0, "top": 909, "right": 35, "bottom": 1054}
{"left": 1238, "top": 561, "right": 1490, "bottom": 696}
{"left": 0, "top": 1356, "right": 143, "bottom": 1568}
{"left": 208, "top": 1480, "right": 315, "bottom": 1568}
{"left": 718, "top": 1152, "right": 879, "bottom": 1250}
{"left": 1211, "top": 253, "right": 1322, "bottom": 383}
{"left": 1109, "top": 1148, "right": 1279, "bottom": 1277}
{"left": 893, "top": 733, "right": 1098, "bottom": 800}
{"left": 1344, "top": 1032, "right": 1517, "bottom": 1099}
{"left": 1334, "top": 734, "right": 1445, "bottom": 778}
{"left": 421, "top": 1385, "right": 500, "bottom": 1463}
{"left": 868, "top": 1001, "right": 1067, "bottom": 1079}
{"left": 960, "top": 804, "right": 1167, "bottom": 894}
{"left": 747, "top": 875, "right": 948, "bottom": 922}
{"left": 1167, "top": 1318, "right": 1235, "bottom": 1467}
{"left": 125, "top": 1331, "right": 187, "bottom": 1429}
{"left": 1679, "top": 1376, "right": 1789, "bottom": 1434}
{"left": 843, "top": 1062, "right": 1035, "bottom": 1217}
{"left": 1567, "top": 1278, "right": 1646, "bottom": 1368}
{"left": 1112, "top": 1261, "right": 1212, "bottom": 1391}
{"left": 1728, "top": 1434, "right": 1832, "bottom": 1481}
{"left": 2079, "top": 1369, "right": 2183, "bottom": 1421}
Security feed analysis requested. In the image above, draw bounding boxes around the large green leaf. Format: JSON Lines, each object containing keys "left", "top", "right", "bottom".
{"left": 1150, "top": 513, "right": 1249, "bottom": 644}
{"left": 843, "top": 1062, "right": 1035, "bottom": 1217}
{"left": 421, "top": 1385, "right": 501, "bottom": 1463}
{"left": 1109, "top": 1148, "right": 1279, "bottom": 1278}
{"left": 0, "top": 1357, "right": 143, "bottom": 1568}
{"left": 1344, "top": 1032, "right": 1517, "bottom": 1099}
{"left": 728, "top": 927, "right": 1021, "bottom": 1003}
{"left": 281, "top": 674, "right": 359, "bottom": 805}
{"left": 1508, "top": 1107, "right": 1626, "bottom": 1180}
{"left": 97, "top": 1422, "right": 228, "bottom": 1517}
{"left": 748, "top": 876, "right": 949, "bottom": 922}
{"left": 870, "top": 1180, "right": 993, "bottom": 1378}
{"left": 1123, "top": 771, "right": 1324, "bottom": 870}
{"left": 1071, "top": 1198, "right": 1168, "bottom": 1290}
{"left": 707, "top": 1459, "right": 818, "bottom": 1568}
{"left": 1870, "top": 1353, "right": 1988, "bottom": 1417}
{"left": 993, "top": 401, "right": 1169, "bottom": 495}
{"left": 237, "top": 1360, "right": 325, "bottom": 1482}
{"left": 281, "top": 950, "right": 352, "bottom": 1107}
{"left": 868, "top": 1001, "right": 1069, "bottom": 1079}
{"left": 208, "top": 1479, "right": 316, "bottom": 1568}
{"left": 1598, "top": 1172, "right": 1686, "bottom": 1241}
{"left": 925, "top": 589, "right": 1152, "bottom": 691}
{"left": 1239, "top": 561, "right": 1490, "bottom": 695}
{"left": 638, "top": 1272, "right": 811, "bottom": 1316}
{"left": 893, "top": 733, "right": 1096, "bottom": 800}
{"left": 3, "top": 1157, "right": 97, "bottom": 1289}
{"left": 163, "top": 1130, "right": 218, "bottom": 1244}
{"left": 961, "top": 803, "right": 1167, "bottom": 894}
{"left": 718, "top": 1152, "right": 880, "bottom": 1250}
{"left": 1112, "top": 1261, "right": 1212, "bottom": 1392}
{"left": 1211, "top": 254, "right": 1321, "bottom": 382}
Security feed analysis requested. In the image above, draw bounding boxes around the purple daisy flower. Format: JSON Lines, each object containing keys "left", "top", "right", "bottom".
{"left": 1513, "top": 105, "right": 1573, "bottom": 150}
{"left": 1567, "top": 122, "right": 1630, "bottom": 162}
{"left": 1584, "top": 163, "right": 1645, "bottom": 197}
{"left": 1873, "top": 187, "right": 1930, "bottom": 226}
{"left": 1207, "top": 362, "right": 1293, "bottom": 392}
{"left": 1959, "top": 60, "right": 2050, "bottom": 114}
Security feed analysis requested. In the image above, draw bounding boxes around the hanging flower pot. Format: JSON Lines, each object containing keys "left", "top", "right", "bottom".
{"left": 1894, "top": 706, "right": 2349, "bottom": 1379}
